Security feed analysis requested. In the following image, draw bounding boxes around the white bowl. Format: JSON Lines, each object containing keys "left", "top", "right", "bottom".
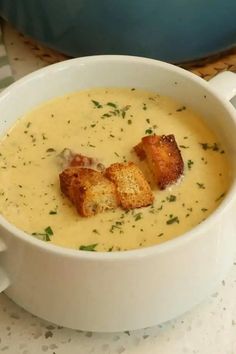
{"left": 0, "top": 56, "right": 236, "bottom": 332}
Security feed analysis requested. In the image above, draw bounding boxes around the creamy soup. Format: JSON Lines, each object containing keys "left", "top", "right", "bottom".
{"left": 0, "top": 88, "right": 230, "bottom": 251}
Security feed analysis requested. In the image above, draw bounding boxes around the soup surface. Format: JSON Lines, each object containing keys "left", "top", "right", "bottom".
{"left": 0, "top": 88, "right": 230, "bottom": 251}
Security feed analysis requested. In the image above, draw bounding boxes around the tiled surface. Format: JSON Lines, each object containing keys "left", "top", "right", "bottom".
{"left": 1, "top": 21, "right": 236, "bottom": 354}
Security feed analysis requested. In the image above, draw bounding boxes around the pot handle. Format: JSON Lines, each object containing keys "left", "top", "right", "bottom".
{"left": 0, "top": 239, "right": 10, "bottom": 292}
{"left": 208, "top": 71, "right": 236, "bottom": 101}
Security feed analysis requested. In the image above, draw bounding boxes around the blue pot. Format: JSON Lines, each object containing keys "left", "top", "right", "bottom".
{"left": 1, "top": 0, "right": 236, "bottom": 63}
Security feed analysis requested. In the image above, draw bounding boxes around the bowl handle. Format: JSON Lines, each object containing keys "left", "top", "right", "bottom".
{"left": 0, "top": 239, "right": 10, "bottom": 292}
{"left": 208, "top": 71, "right": 236, "bottom": 101}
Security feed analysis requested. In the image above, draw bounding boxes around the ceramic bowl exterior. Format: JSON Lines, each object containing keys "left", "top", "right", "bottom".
{"left": 0, "top": 56, "right": 236, "bottom": 332}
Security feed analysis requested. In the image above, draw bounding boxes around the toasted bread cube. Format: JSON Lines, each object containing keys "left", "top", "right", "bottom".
{"left": 59, "top": 166, "right": 81, "bottom": 202}
{"left": 140, "top": 135, "right": 184, "bottom": 189}
{"left": 105, "top": 162, "right": 154, "bottom": 209}
{"left": 60, "top": 167, "right": 118, "bottom": 216}
{"left": 133, "top": 142, "right": 146, "bottom": 160}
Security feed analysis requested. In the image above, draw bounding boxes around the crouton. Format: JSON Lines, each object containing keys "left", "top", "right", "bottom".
{"left": 59, "top": 166, "right": 81, "bottom": 202}
{"left": 59, "top": 167, "right": 118, "bottom": 216}
{"left": 105, "top": 162, "right": 154, "bottom": 209}
{"left": 133, "top": 142, "right": 146, "bottom": 161}
{"left": 135, "top": 135, "right": 184, "bottom": 189}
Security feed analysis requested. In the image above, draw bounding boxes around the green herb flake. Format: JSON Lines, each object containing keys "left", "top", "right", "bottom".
{"left": 187, "top": 160, "right": 194, "bottom": 170}
{"left": 32, "top": 226, "right": 54, "bottom": 242}
{"left": 179, "top": 145, "right": 189, "bottom": 149}
{"left": 92, "top": 229, "right": 100, "bottom": 234}
{"left": 49, "top": 210, "right": 57, "bottom": 215}
{"left": 91, "top": 100, "right": 103, "bottom": 109}
{"left": 102, "top": 113, "right": 112, "bottom": 118}
{"left": 157, "top": 233, "right": 164, "bottom": 237}
{"left": 106, "top": 102, "right": 117, "bottom": 108}
{"left": 79, "top": 243, "right": 98, "bottom": 252}
{"left": 46, "top": 148, "right": 56, "bottom": 153}
{"left": 124, "top": 330, "right": 131, "bottom": 335}
{"left": 143, "top": 103, "right": 147, "bottom": 111}
{"left": 167, "top": 195, "right": 176, "bottom": 202}
{"left": 196, "top": 182, "right": 205, "bottom": 189}
{"left": 166, "top": 216, "right": 179, "bottom": 225}
{"left": 134, "top": 212, "right": 142, "bottom": 221}
{"left": 176, "top": 106, "right": 186, "bottom": 112}
{"left": 215, "top": 192, "right": 226, "bottom": 202}
{"left": 127, "top": 119, "right": 132, "bottom": 125}
{"left": 88, "top": 143, "right": 96, "bottom": 148}
{"left": 45, "top": 226, "right": 53, "bottom": 235}
{"left": 110, "top": 221, "right": 124, "bottom": 234}
{"left": 199, "top": 142, "right": 220, "bottom": 151}
{"left": 201, "top": 208, "right": 208, "bottom": 212}
{"left": 145, "top": 128, "right": 153, "bottom": 135}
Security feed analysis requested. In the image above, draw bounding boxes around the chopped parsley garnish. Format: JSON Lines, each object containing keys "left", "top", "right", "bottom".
{"left": 45, "top": 226, "right": 53, "bottom": 235}
{"left": 46, "top": 148, "right": 56, "bottom": 153}
{"left": 134, "top": 212, "right": 142, "bottom": 221}
{"left": 145, "top": 128, "right": 153, "bottom": 135}
{"left": 166, "top": 195, "right": 176, "bottom": 202}
{"left": 176, "top": 106, "right": 186, "bottom": 112}
{"left": 110, "top": 221, "right": 124, "bottom": 233}
{"left": 196, "top": 182, "right": 205, "bottom": 189}
{"left": 179, "top": 145, "right": 189, "bottom": 149}
{"left": 49, "top": 210, "right": 57, "bottom": 215}
{"left": 215, "top": 192, "right": 225, "bottom": 202}
{"left": 87, "top": 142, "right": 96, "bottom": 148}
{"left": 91, "top": 100, "right": 103, "bottom": 108}
{"left": 187, "top": 160, "right": 194, "bottom": 170}
{"left": 92, "top": 229, "right": 100, "bottom": 234}
{"left": 101, "top": 104, "right": 130, "bottom": 119}
{"left": 199, "top": 142, "right": 220, "bottom": 151}
{"left": 106, "top": 102, "right": 117, "bottom": 108}
{"left": 32, "top": 226, "right": 54, "bottom": 241}
{"left": 79, "top": 243, "right": 98, "bottom": 251}
{"left": 166, "top": 216, "right": 179, "bottom": 225}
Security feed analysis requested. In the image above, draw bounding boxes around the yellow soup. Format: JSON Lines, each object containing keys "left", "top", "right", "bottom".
{"left": 0, "top": 88, "right": 230, "bottom": 251}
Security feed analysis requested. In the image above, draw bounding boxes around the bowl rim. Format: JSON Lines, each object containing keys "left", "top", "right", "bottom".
{"left": 1, "top": 54, "right": 236, "bottom": 260}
